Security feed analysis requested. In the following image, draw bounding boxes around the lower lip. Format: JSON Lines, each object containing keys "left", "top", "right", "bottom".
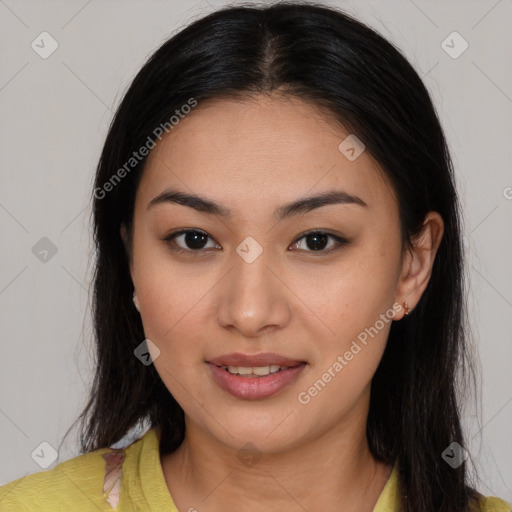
{"left": 207, "top": 362, "right": 307, "bottom": 400}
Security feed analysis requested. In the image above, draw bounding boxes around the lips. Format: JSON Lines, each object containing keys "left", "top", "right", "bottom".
{"left": 207, "top": 361, "right": 307, "bottom": 400}
{"left": 207, "top": 352, "right": 305, "bottom": 368}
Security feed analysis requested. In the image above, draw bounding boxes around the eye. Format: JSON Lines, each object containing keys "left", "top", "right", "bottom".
{"left": 289, "top": 230, "right": 348, "bottom": 254}
{"left": 162, "top": 228, "right": 348, "bottom": 256}
{"left": 163, "top": 229, "right": 220, "bottom": 253}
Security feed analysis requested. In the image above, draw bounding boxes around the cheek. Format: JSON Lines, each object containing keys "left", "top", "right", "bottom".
{"left": 132, "top": 235, "right": 207, "bottom": 341}
{"left": 299, "top": 282, "right": 394, "bottom": 412}
{"left": 138, "top": 280, "right": 206, "bottom": 348}
{"left": 347, "top": 233, "right": 401, "bottom": 311}
{"left": 137, "top": 278, "right": 205, "bottom": 400}
{"left": 302, "top": 241, "right": 400, "bottom": 382}
{"left": 314, "top": 251, "right": 399, "bottom": 332}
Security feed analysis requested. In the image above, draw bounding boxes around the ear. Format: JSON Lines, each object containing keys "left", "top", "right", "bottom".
{"left": 120, "top": 222, "right": 127, "bottom": 246}
{"left": 132, "top": 292, "right": 140, "bottom": 312}
{"left": 394, "top": 212, "right": 444, "bottom": 319}
{"left": 121, "top": 223, "right": 140, "bottom": 311}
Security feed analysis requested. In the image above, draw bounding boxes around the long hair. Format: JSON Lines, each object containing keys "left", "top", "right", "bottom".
{"left": 63, "top": 2, "right": 482, "bottom": 510}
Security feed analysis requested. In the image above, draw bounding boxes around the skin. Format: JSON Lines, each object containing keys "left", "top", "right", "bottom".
{"left": 121, "top": 93, "right": 444, "bottom": 512}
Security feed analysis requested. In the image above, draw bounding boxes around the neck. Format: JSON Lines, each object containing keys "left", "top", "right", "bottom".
{"left": 160, "top": 395, "right": 392, "bottom": 512}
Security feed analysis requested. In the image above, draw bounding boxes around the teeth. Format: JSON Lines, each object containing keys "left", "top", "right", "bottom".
{"left": 221, "top": 365, "right": 288, "bottom": 376}
{"left": 236, "top": 366, "right": 253, "bottom": 375}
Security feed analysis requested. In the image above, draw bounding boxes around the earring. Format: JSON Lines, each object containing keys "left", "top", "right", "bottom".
{"left": 403, "top": 301, "right": 410, "bottom": 316}
{"left": 132, "top": 294, "right": 140, "bottom": 312}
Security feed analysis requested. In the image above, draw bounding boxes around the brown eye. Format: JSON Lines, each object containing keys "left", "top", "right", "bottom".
{"left": 164, "top": 229, "right": 220, "bottom": 252}
{"left": 162, "top": 229, "right": 348, "bottom": 256}
{"left": 290, "top": 231, "right": 348, "bottom": 254}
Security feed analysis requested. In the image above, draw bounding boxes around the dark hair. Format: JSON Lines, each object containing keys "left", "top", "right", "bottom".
{"left": 63, "top": 2, "right": 483, "bottom": 511}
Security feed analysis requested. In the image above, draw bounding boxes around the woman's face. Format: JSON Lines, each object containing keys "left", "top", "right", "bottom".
{"left": 125, "top": 94, "right": 408, "bottom": 453}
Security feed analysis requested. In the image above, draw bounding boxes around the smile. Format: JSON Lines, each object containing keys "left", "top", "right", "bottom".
{"left": 207, "top": 362, "right": 307, "bottom": 399}
{"left": 220, "top": 364, "right": 296, "bottom": 377}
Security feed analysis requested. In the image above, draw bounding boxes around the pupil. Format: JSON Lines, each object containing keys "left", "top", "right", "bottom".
{"left": 306, "top": 232, "right": 328, "bottom": 251}
{"left": 185, "top": 231, "right": 208, "bottom": 250}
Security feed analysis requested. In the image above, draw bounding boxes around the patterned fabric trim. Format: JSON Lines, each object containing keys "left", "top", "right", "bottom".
{"left": 102, "top": 451, "right": 126, "bottom": 509}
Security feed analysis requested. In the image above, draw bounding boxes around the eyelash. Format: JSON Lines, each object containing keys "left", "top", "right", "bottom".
{"left": 162, "top": 229, "right": 349, "bottom": 256}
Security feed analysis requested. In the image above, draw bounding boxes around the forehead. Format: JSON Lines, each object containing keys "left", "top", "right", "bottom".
{"left": 136, "top": 94, "right": 396, "bottom": 216}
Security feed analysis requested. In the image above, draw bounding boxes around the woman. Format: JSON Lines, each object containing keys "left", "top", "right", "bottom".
{"left": 1, "top": 2, "right": 509, "bottom": 511}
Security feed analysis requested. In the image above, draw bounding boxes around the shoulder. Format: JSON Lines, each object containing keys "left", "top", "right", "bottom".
{"left": 475, "top": 495, "right": 511, "bottom": 512}
{"left": 0, "top": 446, "right": 120, "bottom": 511}
{"left": 0, "top": 449, "right": 104, "bottom": 511}
{"left": 0, "top": 431, "right": 151, "bottom": 512}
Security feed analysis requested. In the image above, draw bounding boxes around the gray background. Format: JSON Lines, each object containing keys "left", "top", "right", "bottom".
{"left": 0, "top": 0, "right": 511, "bottom": 503}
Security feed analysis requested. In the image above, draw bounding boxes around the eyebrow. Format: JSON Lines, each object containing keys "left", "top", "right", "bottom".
{"left": 147, "top": 188, "right": 367, "bottom": 221}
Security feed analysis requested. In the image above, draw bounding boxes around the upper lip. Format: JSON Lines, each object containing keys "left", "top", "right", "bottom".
{"left": 207, "top": 352, "right": 305, "bottom": 367}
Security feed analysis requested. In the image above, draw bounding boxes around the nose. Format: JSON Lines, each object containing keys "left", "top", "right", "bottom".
{"left": 215, "top": 251, "right": 292, "bottom": 338}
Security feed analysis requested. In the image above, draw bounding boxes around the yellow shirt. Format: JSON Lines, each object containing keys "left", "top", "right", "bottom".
{"left": 0, "top": 427, "right": 510, "bottom": 511}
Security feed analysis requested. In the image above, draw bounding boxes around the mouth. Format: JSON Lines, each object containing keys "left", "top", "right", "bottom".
{"left": 213, "top": 363, "right": 303, "bottom": 378}
{"left": 207, "top": 351, "right": 306, "bottom": 369}
{"left": 205, "top": 354, "right": 308, "bottom": 400}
